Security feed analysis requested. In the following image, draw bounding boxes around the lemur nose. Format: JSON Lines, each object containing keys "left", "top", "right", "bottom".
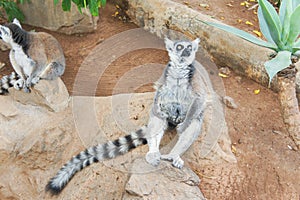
{"left": 181, "top": 48, "right": 190, "bottom": 57}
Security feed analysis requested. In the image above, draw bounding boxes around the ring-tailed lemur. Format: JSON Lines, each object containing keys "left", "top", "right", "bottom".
{"left": 0, "top": 18, "right": 65, "bottom": 94}
{"left": 46, "top": 38, "right": 207, "bottom": 195}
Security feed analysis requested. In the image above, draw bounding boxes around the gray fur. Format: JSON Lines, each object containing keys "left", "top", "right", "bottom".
{"left": 46, "top": 38, "right": 206, "bottom": 195}
{"left": 146, "top": 38, "right": 206, "bottom": 168}
{"left": 0, "top": 18, "right": 65, "bottom": 93}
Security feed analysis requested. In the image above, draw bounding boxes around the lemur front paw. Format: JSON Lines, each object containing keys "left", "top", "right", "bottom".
{"left": 161, "top": 154, "right": 184, "bottom": 169}
{"left": 14, "top": 79, "right": 25, "bottom": 90}
{"left": 31, "top": 77, "right": 40, "bottom": 85}
{"left": 146, "top": 151, "right": 161, "bottom": 166}
{"left": 23, "top": 87, "right": 31, "bottom": 93}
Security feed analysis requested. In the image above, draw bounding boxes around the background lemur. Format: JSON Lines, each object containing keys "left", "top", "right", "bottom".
{"left": 46, "top": 38, "right": 207, "bottom": 195}
{"left": 0, "top": 18, "right": 65, "bottom": 94}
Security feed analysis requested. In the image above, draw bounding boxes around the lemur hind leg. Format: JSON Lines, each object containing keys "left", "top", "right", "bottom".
{"left": 145, "top": 113, "right": 168, "bottom": 166}
{"left": 161, "top": 118, "right": 203, "bottom": 169}
{"left": 32, "top": 62, "right": 64, "bottom": 84}
{"left": 161, "top": 98, "right": 205, "bottom": 169}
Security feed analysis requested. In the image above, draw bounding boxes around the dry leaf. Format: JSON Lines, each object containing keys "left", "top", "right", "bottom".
{"left": 199, "top": 3, "right": 209, "bottom": 8}
{"left": 231, "top": 144, "right": 237, "bottom": 154}
{"left": 253, "top": 30, "right": 262, "bottom": 37}
{"left": 218, "top": 73, "right": 229, "bottom": 78}
{"left": 254, "top": 89, "right": 260, "bottom": 94}
{"left": 245, "top": 21, "right": 254, "bottom": 26}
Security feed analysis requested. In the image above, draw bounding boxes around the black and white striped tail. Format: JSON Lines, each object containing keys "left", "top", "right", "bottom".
{"left": 46, "top": 127, "right": 147, "bottom": 195}
{"left": 0, "top": 72, "right": 19, "bottom": 94}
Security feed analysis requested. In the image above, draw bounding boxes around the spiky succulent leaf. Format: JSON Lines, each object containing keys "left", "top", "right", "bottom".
{"left": 280, "top": 0, "right": 292, "bottom": 44}
{"left": 258, "top": 7, "right": 275, "bottom": 44}
{"left": 286, "top": 5, "right": 300, "bottom": 46}
{"left": 204, "top": 21, "right": 277, "bottom": 50}
{"left": 264, "top": 50, "right": 292, "bottom": 82}
{"left": 258, "top": 0, "right": 284, "bottom": 49}
{"left": 292, "top": 0, "right": 300, "bottom": 9}
{"left": 293, "top": 39, "right": 300, "bottom": 52}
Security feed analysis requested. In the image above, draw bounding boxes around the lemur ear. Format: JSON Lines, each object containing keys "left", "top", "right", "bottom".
{"left": 13, "top": 18, "right": 22, "bottom": 28}
{"left": 192, "top": 38, "right": 200, "bottom": 51}
{"left": 164, "top": 37, "right": 174, "bottom": 52}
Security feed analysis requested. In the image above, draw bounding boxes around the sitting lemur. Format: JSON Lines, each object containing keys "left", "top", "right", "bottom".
{"left": 0, "top": 18, "right": 65, "bottom": 94}
{"left": 46, "top": 37, "right": 207, "bottom": 195}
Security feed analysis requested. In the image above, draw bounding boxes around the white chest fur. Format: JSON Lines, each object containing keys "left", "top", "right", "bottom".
{"left": 10, "top": 48, "right": 34, "bottom": 77}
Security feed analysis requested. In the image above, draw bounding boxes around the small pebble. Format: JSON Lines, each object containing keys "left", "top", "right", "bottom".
{"left": 272, "top": 130, "right": 282, "bottom": 135}
{"left": 0, "top": 62, "right": 5, "bottom": 70}
{"left": 219, "top": 67, "right": 231, "bottom": 76}
{"left": 235, "top": 76, "right": 242, "bottom": 83}
{"left": 222, "top": 96, "right": 238, "bottom": 109}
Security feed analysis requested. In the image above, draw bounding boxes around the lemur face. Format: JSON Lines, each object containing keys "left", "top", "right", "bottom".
{"left": 165, "top": 38, "right": 200, "bottom": 66}
{"left": 0, "top": 18, "right": 22, "bottom": 45}
{"left": 0, "top": 25, "right": 12, "bottom": 44}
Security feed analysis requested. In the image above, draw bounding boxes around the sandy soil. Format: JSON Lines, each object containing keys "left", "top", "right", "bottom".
{"left": 0, "top": 1, "right": 299, "bottom": 199}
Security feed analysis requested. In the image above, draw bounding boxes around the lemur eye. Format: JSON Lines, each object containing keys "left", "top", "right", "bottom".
{"left": 188, "top": 45, "right": 192, "bottom": 50}
{"left": 176, "top": 44, "right": 183, "bottom": 51}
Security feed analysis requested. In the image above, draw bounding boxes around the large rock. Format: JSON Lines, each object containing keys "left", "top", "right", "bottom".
{"left": 9, "top": 78, "right": 69, "bottom": 112}
{"left": 124, "top": 159, "right": 205, "bottom": 200}
{"left": 0, "top": 69, "right": 236, "bottom": 199}
{"left": 18, "top": 0, "right": 98, "bottom": 34}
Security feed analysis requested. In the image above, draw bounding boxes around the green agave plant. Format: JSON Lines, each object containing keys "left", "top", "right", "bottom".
{"left": 54, "top": 0, "right": 106, "bottom": 16}
{"left": 205, "top": 0, "right": 300, "bottom": 83}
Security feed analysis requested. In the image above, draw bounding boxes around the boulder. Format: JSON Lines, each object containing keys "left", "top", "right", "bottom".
{"left": 0, "top": 83, "right": 236, "bottom": 199}
{"left": 124, "top": 158, "right": 205, "bottom": 200}
{"left": 9, "top": 78, "right": 69, "bottom": 112}
{"left": 18, "top": 0, "right": 98, "bottom": 35}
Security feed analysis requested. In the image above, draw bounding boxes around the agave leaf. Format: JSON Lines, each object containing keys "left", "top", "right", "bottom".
{"left": 258, "top": 0, "right": 283, "bottom": 49}
{"left": 293, "top": 0, "right": 300, "bottom": 9}
{"left": 279, "top": 0, "right": 292, "bottom": 44}
{"left": 293, "top": 38, "right": 300, "bottom": 52}
{"left": 258, "top": 7, "right": 275, "bottom": 44}
{"left": 279, "top": 0, "right": 289, "bottom": 25}
{"left": 287, "top": 5, "right": 300, "bottom": 46}
{"left": 264, "top": 50, "right": 291, "bottom": 83}
{"left": 204, "top": 21, "right": 277, "bottom": 50}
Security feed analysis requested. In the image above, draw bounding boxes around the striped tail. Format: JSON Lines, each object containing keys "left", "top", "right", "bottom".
{"left": 0, "top": 72, "right": 19, "bottom": 94}
{"left": 46, "top": 127, "right": 147, "bottom": 195}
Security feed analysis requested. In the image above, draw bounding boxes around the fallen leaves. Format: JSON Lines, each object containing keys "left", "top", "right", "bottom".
{"left": 199, "top": 3, "right": 210, "bottom": 9}
{"left": 253, "top": 89, "right": 260, "bottom": 95}
{"left": 253, "top": 30, "right": 262, "bottom": 37}
{"left": 245, "top": 20, "right": 254, "bottom": 26}
{"left": 218, "top": 73, "right": 229, "bottom": 78}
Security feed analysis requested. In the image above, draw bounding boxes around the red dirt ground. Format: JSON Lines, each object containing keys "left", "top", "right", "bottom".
{"left": 0, "top": 1, "right": 299, "bottom": 199}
